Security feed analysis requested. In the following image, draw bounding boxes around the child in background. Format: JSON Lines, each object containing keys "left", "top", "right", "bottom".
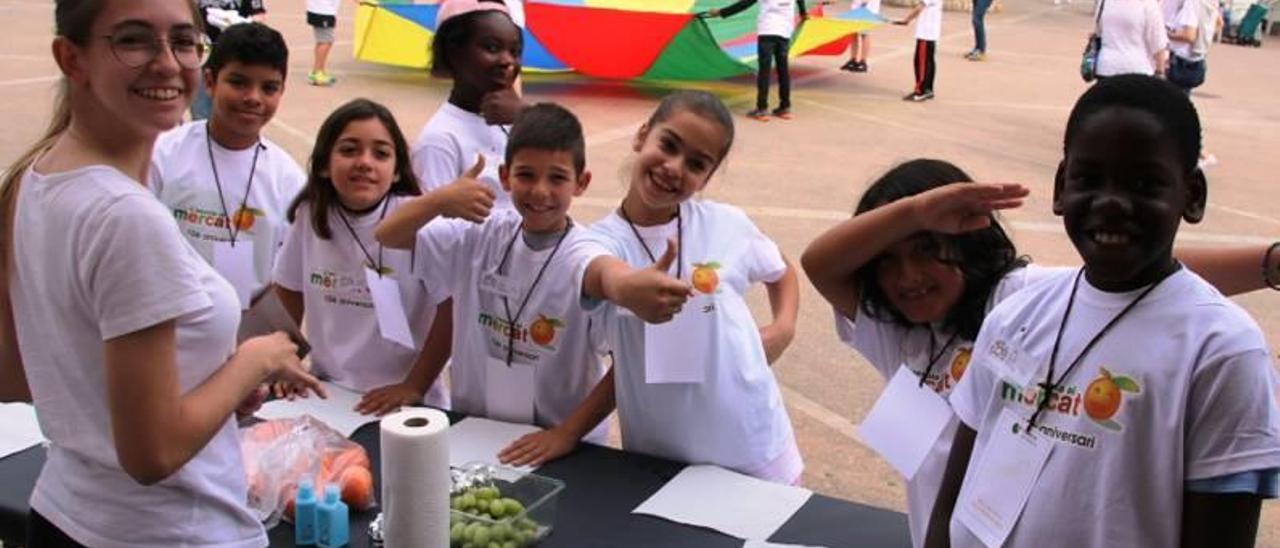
{"left": 412, "top": 0, "right": 522, "bottom": 209}
{"left": 939, "top": 74, "right": 1280, "bottom": 547}
{"left": 273, "top": 99, "right": 450, "bottom": 414}
{"left": 377, "top": 103, "right": 691, "bottom": 466}
{"left": 577, "top": 90, "right": 803, "bottom": 484}
{"left": 305, "top": 0, "right": 345, "bottom": 86}
{"left": 842, "top": 0, "right": 880, "bottom": 72}
{"left": 894, "top": 0, "right": 941, "bottom": 101}
{"left": 151, "top": 22, "right": 304, "bottom": 310}
{"left": 705, "top": 0, "right": 809, "bottom": 121}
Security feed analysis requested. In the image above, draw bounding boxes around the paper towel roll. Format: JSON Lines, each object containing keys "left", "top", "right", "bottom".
{"left": 380, "top": 408, "right": 451, "bottom": 548}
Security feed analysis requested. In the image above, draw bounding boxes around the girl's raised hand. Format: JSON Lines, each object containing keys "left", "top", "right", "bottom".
{"left": 481, "top": 87, "right": 525, "bottom": 126}
{"left": 910, "top": 182, "right": 1028, "bottom": 234}
{"left": 438, "top": 156, "right": 495, "bottom": 223}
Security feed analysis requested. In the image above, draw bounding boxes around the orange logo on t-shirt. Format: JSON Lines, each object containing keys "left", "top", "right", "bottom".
{"left": 529, "top": 315, "right": 563, "bottom": 347}
{"left": 691, "top": 262, "right": 721, "bottom": 294}
{"left": 1084, "top": 367, "right": 1140, "bottom": 431}
{"left": 950, "top": 347, "right": 972, "bottom": 382}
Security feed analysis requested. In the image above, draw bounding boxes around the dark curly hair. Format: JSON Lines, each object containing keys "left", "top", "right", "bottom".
{"left": 853, "top": 159, "right": 1028, "bottom": 340}
{"left": 1066, "top": 74, "right": 1201, "bottom": 172}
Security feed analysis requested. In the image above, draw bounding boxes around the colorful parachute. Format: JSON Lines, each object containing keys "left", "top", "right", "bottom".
{"left": 353, "top": 0, "right": 885, "bottom": 80}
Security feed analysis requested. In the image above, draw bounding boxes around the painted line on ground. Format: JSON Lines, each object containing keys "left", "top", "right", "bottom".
{"left": 779, "top": 384, "right": 863, "bottom": 445}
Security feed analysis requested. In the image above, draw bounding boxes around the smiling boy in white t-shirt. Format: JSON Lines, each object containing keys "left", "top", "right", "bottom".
{"left": 151, "top": 23, "right": 304, "bottom": 310}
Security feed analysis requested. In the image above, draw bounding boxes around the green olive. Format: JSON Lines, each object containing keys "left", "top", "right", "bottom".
{"left": 502, "top": 498, "right": 524, "bottom": 516}
{"left": 472, "top": 526, "right": 491, "bottom": 545}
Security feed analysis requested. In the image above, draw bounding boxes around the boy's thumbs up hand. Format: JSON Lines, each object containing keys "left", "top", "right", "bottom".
{"left": 611, "top": 238, "right": 693, "bottom": 324}
{"left": 437, "top": 155, "right": 495, "bottom": 223}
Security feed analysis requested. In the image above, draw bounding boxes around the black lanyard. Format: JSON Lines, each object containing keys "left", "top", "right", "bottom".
{"left": 205, "top": 127, "right": 261, "bottom": 246}
{"left": 918, "top": 329, "right": 961, "bottom": 388}
{"left": 336, "top": 196, "right": 392, "bottom": 276}
{"left": 620, "top": 204, "right": 683, "bottom": 279}
{"left": 1026, "top": 267, "right": 1175, "bottom": 428}
{"left": 496, "top": 219, "right": 571, "bottom": 366}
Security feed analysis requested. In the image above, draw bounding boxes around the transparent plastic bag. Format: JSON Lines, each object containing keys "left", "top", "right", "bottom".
{"left": 240, "top": 415, "right": 375, "bottom": 528}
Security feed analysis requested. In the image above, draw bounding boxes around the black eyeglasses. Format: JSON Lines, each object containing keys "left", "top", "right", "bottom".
{"left": 101, "top": 30, "right": 205, "bottom": 70}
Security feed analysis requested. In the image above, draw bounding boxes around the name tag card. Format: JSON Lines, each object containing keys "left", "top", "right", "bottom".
{"left": 484, "top": 357, "right": 536, "bottom": 424}
{"left": 213, "top": 240, "right": 256, "bottom": 310}
{"left": 856, "top": 366, "right": 955, "bottom": 479}
{"left": 643, "top": 294, "right": 715, "bottom": 384}
{"left": 364, "top": 267, "right": 415, "bottom": 349}
{"left": 956, "top": 407, "right": 1054, "bottom": 547}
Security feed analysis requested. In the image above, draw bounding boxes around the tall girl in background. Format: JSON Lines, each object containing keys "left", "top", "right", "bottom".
{"left": 0, "top": 1, "right": 321, "bottom": 546}
{"left": 411, "top": 0, "right": 521, "bottom": 210}
{"left": 274, "top": 98, "right": 451, "bottom": 415}
{"left": 802, "top": 160, "right": 1280, "bottom": 546}
{"left": 579, "top": 90, "right": 803, "bottom": 484}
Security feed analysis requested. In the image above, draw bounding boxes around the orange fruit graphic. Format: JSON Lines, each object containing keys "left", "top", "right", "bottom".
{"left": 950, "top": 348, "right": 972, "bottom": 382}
{"left": 691, "top": 262, "right": 721, "bottom": 294}
{"left": 1080, "top": 368, "right": 1140, "bottom": 430}
{"left": 529, "top": 315, "right": 562, "bottom": 346}
{"left": 232, "top": 207, "right": 257, "bottom": 232}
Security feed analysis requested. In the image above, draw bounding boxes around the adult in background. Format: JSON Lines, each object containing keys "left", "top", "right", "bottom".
{"left": 0, "top": 0, "right": 320, "bottom": 545}
{"left": 1096, "top": 0, "right": 1169, "bottom": 78}
{"left": 1165, "top": 0, "right": 1219, "bottom": 93}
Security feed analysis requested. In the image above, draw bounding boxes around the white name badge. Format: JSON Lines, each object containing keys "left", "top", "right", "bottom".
{"left": 484, "top": 357, "right": 536, "bottom": 424}
{"left": 643, "top": 294, "right": 715, "bottom": 384}
{"left": 364, "top": 267, "right": 415, "bottom": 349}
{"left": 213, "top": 240, "right": 256, "bottom": 310}
{"left": 956, "top": 407, "right": 1054, "bottom": 548}
{"left": 856, "top": 366, "right": 955, "bottom": 479}
{"left": 478, "top": 269, "right": 520, "bottom": 299}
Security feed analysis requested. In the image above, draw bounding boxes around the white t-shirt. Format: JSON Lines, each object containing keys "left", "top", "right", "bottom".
{"left": 1097, "top": 0, "right": 1169, "bottom": 76}
{"left": 1168, "top": 0, "right": 1216, "bottom": 60}
{"left": 11, "top": 166, "right": 265, "bottom": 548}
{"left": 915, "top": 0, "right": 942, "bottom": 41}
{"left": 150, "top": 120, "right": 305, "bottom": 305}
{"left": 834, "top": 265, "right": 1066, "bottom": 547}
{"left": 948, "top": 268, "right": 1280, "bottom": 547}
{"left": 855, "top": 0, "right": 882, "bottom": 15}
{"left": 758, "top": 0, "right": 802, "bottom": 38}
{"left": 273, "top": 197, "right": 449, "bottom": 406}
{"left": 411, "top": 102, "right": 513, "bottom": 211}
{"left": 581, "top": 200, "right": 802, "bottom": 483}
{"left": 413, "top": 210, "right": 610, "bottom": 442}
{"left": 306, "top": 0, "right": 339, "bottom": 16}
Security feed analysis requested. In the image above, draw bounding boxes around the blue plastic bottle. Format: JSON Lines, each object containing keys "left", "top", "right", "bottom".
{"left": 295, "top": 479, "right": 318, "bottom": 546}
{"left": 316, "top": 484, "right": 350, "bottom": 548}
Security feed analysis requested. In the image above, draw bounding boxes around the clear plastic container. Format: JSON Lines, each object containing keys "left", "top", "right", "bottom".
{"left": 448, "top": 463, "right": 565, "bottom": 547}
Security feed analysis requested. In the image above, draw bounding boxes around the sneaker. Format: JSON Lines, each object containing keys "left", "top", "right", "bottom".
{"left": 746, "top": 109, "right": 770, "bottom": 121}
{"left": 852, "top": 61, "right": 868, "bottom": 72}
{"left": 308, "top": 70, "right": 336, "bottom": 87}
{"left": 903, "top": 91, "right": 934, "bottom": 102}
{"left": 840, "top": 60, "right": 858, "bottom": 72}
{"left": 771, "top": 107, "right": 792, "bottom": 120}
{"left": 964, "top": 50, "right": 987, "bottom": 61}
{"left": 1197, "top": 152, "right": 1219, "bottom": 170}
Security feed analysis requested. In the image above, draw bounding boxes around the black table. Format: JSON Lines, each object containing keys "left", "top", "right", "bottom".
{"left": 2, "top": 417, "right": 909, "bottom": 547}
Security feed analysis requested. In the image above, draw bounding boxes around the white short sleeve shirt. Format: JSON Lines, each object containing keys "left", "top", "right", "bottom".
{"left": 412, "top": 211, "right": 611, "bottom": 441}
{"left": 150, "top": 120, "right": 305, "bottom": 305}
{"left": 411, "top": 102, "right": 513, "bottom": 211}
{"left": 272, "top": 197, "right": 449, "bottom": 405}
{"left": 948, "top": 268, "right": 1280, "bottom": 547}
{"left": 12, "top": 165, "right": 265, "bottom": 548}
{"left": 583, "top": 200, "right": 801, "bottom": 483}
